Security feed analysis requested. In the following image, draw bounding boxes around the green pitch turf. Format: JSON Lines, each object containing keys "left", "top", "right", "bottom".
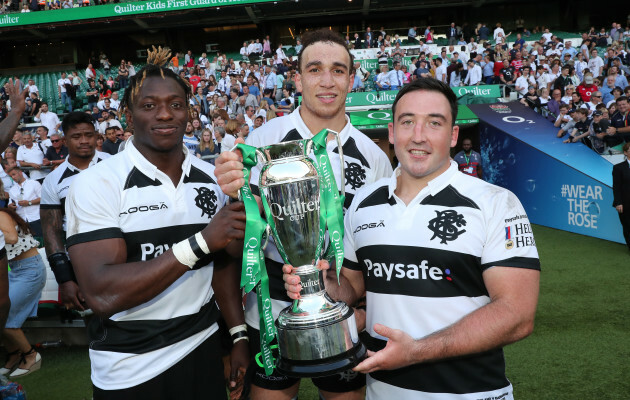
{"left": 5, "top": 225, "right": 629, "bottom": 399}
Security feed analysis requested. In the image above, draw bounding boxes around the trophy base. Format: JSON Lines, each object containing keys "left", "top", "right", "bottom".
{"left": 277, "top": 340, "right": 367, "bottom": 378}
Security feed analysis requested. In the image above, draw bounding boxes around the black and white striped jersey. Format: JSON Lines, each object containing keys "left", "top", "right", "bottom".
{"left": 40, "top": 153, "right": 106, "bottom": 232}
{"left": 243, "top": 106, "right": 393, "bottom": 329}
{"left": 65, "top": 142, "right": 227, "bottom": 390}
{"left": 344, "top": 162, "right": 540, "bottom": 400}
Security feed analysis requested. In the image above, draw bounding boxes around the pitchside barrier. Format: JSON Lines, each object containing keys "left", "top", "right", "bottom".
{"left": 468, "top": 101, "right": 624, "bottom": 244}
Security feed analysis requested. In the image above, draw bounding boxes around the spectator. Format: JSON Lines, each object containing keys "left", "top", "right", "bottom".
{"left": 377, "top": 45, "right": 389, "bottom": 67}
{"left": 375, "top": 65, "right": 391, "bottom": 90}
{"left": 520, "top": 85, "right": 541, "bottom": 109}
{"left": 564, "top": 109, "right": 591, "bottom": 143}
{"left": 557, "top": 108, "right": 579, "bottom": 137}
{"left": 6, "top": 166, "right": 42, "bottom": 237}
{"left": 389, "top": 62, "right": 405, "bottom": 90}
{"left": 449, "top": 62, "right": 464, "bottom": 87}
{"left": 407, "top": 25, "right": 417, "bottom": 44}
{"left": 353, "top": 61, "right": 370, "bottom": 90}
{"left": 43, "top": 133, "right": 68, "bottom": 167}
{"left": 101, "top": 126, "right": 121, "bottom": 155}
{"left": 97, "top": 110, "right": 122, "bottom": 135}
{"left": 182, "top": 121, "right": 199, "bottom": 155}
{"left": 577, "top": 74, "right": 598, "bottom": 102}
{"left": 453, "top": 138, "right": 482, "bottom": 178}
{"left": 588, "top": 110, "right": 611, "bottom": 153}
{"left": 195, "top": 128, "right": 219, "bottom": 165}
{"left": 581, "top": 90, "right": 603, "bottom": 116}
{"left": 16, "top": 132, "right": 49, "bottom": 184}
{"left": 0, "top": 207, "right": 46, "bottom": 379}
{"left": 612, "top": 143, "right": 630, "bottom": 251}
{"left": 34, "top": 102, "right": 60, "bottom": 135}
{"left": 515, "top": 66, "right": 535, "bottom": 97}
{"left": 57, "top": 72, "right": 73, "bottom": 113}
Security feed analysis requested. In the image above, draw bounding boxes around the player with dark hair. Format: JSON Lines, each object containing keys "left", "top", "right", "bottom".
{"left": 41, "top": 111, "right": 107, "bottom": 312}
{"left": 65, "top": 47, "right": 248, "bottom": 400}
{"left": 284, "top": 78, "right": 540, "bottom": 399}
{"left": 215, "top": 28, "right": 392, "bottom": 400}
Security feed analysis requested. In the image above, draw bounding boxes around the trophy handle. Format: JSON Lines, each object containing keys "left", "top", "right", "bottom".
{"left": 326, "top": 129, "right": 345, "bottom": 197}
{"left": 261, "top": 224, "right": 271, "bottom": 250}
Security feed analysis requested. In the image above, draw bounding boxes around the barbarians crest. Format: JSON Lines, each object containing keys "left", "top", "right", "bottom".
{"left": 345, "top": 161, "right": 366, "bottom": 190}
{"left": 427, "top": 210, "right": 467, "bottom": 244}
{"left": 194, "top": 187, "right": 217, "bottom": 218}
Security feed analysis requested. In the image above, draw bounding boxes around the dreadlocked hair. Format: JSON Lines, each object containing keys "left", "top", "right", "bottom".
{"left": 119, "top": 45, "right": 193, "bottom": 119}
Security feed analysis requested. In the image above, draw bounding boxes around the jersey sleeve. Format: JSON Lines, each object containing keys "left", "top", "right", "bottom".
{"left": 40, "top": 172, "right": 60, "bottom": 209}
{"left": 65, "top": 170, "right": 123, "bottom": 247}
{"left": 481, "top": 189, "right": 540, "bottom": 271}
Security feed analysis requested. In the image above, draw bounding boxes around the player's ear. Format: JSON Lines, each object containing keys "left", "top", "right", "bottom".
{"left": 450, "top": 125, "right": 459, "bottom": 148}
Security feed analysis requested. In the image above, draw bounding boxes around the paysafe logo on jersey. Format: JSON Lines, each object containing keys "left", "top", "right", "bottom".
{"left": 364, "top": 259, "right": 453, "bottom": 282}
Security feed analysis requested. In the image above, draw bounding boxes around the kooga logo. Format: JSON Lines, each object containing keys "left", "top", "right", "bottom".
{"left": 119, "top": 202, "right": 168, "bottom": 216}
{"left": 364, "top": 259, "right": 453, "bottom": 282}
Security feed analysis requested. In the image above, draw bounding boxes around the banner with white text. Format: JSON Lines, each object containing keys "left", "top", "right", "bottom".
{"left": 0, "top": 0, "right": 274, "bottom": 28}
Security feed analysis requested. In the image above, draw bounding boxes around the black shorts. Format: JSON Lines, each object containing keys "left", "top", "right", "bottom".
{"left": 93, "top": 330, "right": 226, "bottom": 400}
{"left": 247, "top": 325, "right": 366, "bottom": 393}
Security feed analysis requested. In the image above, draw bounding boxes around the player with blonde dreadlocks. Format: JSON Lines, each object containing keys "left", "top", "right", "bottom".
{"left": 65, "top": 44, "right": 249, "bottom": 400}
{"left": 119, "top": 46, "right": 193, "bottom": 120}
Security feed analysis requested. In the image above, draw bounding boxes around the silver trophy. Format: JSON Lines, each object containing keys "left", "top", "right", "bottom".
{"left": 256, "top": 136, "right": 366, "bottom": 377}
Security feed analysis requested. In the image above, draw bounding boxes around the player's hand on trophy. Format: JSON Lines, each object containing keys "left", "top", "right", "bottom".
{"left": 201, "top": 201, "right": 246, "bottom": 252}
{"left": 282, "top": 260, "right": 330, "bottom": 300}
{"left": 215, "top": 138, "right": 246, "bottom": 198}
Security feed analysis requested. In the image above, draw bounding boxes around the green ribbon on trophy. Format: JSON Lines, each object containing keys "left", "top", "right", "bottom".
{"left": 311, "top": 129, "right": 345, "bottom": 283}
{"left": 236, "top": 143, "right": 277, "bottom": 376}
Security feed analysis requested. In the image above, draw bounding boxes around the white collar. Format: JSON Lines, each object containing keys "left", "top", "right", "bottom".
{"left": 125, "top": 140, "right": 191, "bottom": 183}
{"left": 289, "top": 106, "right": 351, "bottom": 144}
{"left": 66, "top": 151, "right": 101, "bottom": 172}
{"left": 387, "top": 160, "right": 459, "bottom": 202}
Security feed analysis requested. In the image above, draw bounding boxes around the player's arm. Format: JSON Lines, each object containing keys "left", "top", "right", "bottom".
{"left": 0, "top": 79, "right": 27, "bottom": 151}
{"left": 354, "top": 266, "right": 539, "bottom": 373}
{"left": 212, "top": 249, "right": 249, "bottom": 395}
{"left": 40, "top": 201, "right": 86, "bottom": 310}
{"left": 68, "top": 202, "right": 246, "bottom": 318}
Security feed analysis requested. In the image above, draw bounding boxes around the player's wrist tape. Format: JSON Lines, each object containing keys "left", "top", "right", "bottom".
{"left": 172, "top": 232, "right": 211, "bottom": 269}
{"left": 229, "top": 324, "right": 249, "bottom": 344}
{"left": 48, "top": 252, "right": 76, "bottom": 284}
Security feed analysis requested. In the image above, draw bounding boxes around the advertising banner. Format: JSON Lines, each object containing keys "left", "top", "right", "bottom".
{"left": 469, "top": 102, "right": 624, "bottom": 244}
{"left": 349, "top": 105, "right": 478, "bottom": 131}
{"left": 0, "top": 0, "right": 274, "bottom": 28}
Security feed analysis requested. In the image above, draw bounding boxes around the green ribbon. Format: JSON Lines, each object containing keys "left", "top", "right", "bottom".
{"left": 311, "top": 129, "right": 346, "bottom": 283}
{"left": 236, "top": 143, "right": 277, "bottom": 376}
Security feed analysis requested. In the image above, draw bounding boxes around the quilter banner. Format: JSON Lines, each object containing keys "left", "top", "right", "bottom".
{"left": 469, "top": 102, "right": 624, "bottom": 244}
{"left": 0, "top": 0, "right": 274, "bottom": 28}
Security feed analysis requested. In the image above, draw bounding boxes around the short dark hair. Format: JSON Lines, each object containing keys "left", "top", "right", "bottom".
{"left": 297, "top": 29, "right": 354, "bottom": 74}
{"left": 105, "top": 126, "right": 117, "bottom": 135}
{"left": 617, "top": 96, "right": 628, "bottom": 103}
{"left": 62, "top": 111, "right": 95, "bottom": 133}
{"left": 391, "top": 78, "right": 458, "bottom": 127}
{"left": 38, "top": 125, "right": 49, "bottom": 133}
